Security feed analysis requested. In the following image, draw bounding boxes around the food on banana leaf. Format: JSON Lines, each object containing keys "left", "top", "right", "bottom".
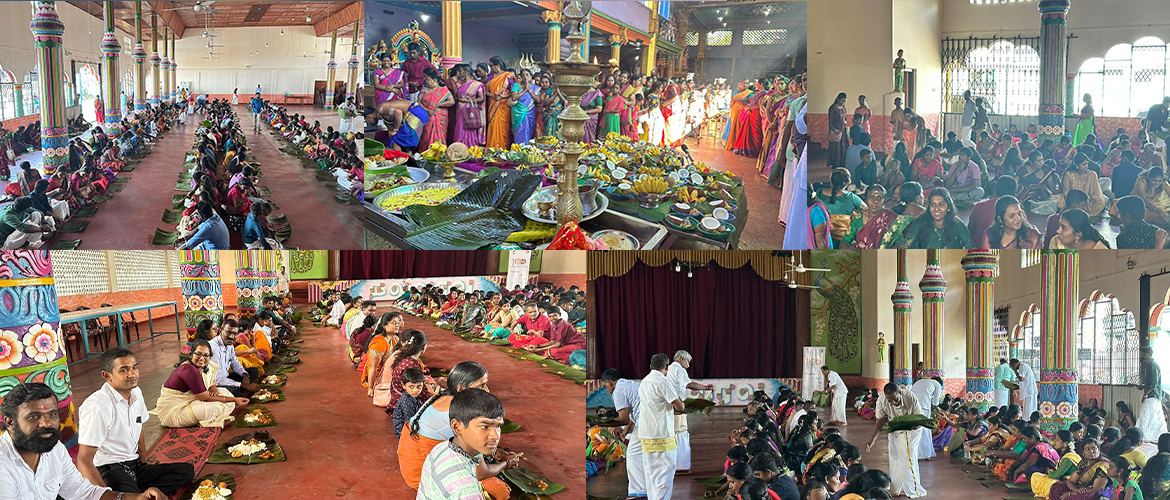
{"left": 378, "top": 187, "right": 462, "bottom": 212}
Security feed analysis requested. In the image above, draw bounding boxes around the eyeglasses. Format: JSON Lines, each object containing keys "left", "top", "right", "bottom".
{"left": 191, "top": 352, "right": 211, "bottom": 359}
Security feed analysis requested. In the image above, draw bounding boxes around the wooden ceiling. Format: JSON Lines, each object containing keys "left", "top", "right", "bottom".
{"left": 65, "top": 1, "right": 362, "bottom": 40}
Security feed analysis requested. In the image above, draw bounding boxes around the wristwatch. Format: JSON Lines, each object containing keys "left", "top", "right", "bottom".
{"left": 117, "top": 493, "right": 124, "bottom": 500}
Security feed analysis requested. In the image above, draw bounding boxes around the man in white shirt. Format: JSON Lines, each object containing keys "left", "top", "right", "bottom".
{"left": 327, "top": 294, "right": 349, "bottom": 327}
{"left": 960, "top": 90, "right": 976, "bottom": 144}
{"left": 346, "top": 300, "right": 377, "bottom": 339}
{"left": 910, "top": 376, "right": 944, "bottom": 460}
{"left": 0, "top": 382, "right": 166, "bottom": 500}
{"left": 1011, "top": 358, "right": 1038, "bottom": 417}
{"left": 821, "top": 365, "right": 849, "bottom": 426}
{"left": 666, "top": 350, "right": 713, "bottom": 474}
{"left": 77, "top": 349, "right": 194, "bottom": 496}
{"left": 339, "top": 96, "right": 359, "bottom": 134}
{"left": 601, "top": 368, "right": 645, "bottom": 499}
{"left": 638, "top": 353, "right": 685, "bottom": 500}
{"left": 866, "top": 383, "right": 927, "bottom": 498}
{"left": 209, "top": 319, "right": 259, "bottom": 397}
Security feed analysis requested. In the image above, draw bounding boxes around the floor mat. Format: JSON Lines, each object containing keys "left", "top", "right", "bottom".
{"left": 119, "top": 165, "right": 136, "bottom": 172}
{"left": 91, "top": 194, "right": 114, "bottom": 204}
{"left": 112, "top": 177, "right": 130, "bottom": 183}
{"left": 107, "top": 183, "right": 126, "bottom": 193}
{"left": 144, "top": 426, "right": 223, "bottom": 477}
{"left": 73, "top": 206, "right": 98, "bottom": 218}
{"left": 48, "top": 239, "right": 82, "bottom": 250}
{"left": 59, "top": 220, "right": 89, "bottom": 233}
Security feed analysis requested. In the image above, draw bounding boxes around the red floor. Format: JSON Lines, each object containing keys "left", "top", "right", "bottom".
{"left": 70, "top": 105, "right": 360, "bottom": 249}
{"left": 67, "top": 304, "right": 584, "bottom": 498}
{"left": 686, "top": 135, "right": 788, "bottom": 249}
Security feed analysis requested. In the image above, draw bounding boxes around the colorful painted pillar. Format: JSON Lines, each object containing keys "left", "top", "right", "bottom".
{"left": 132, "top": 1, "right": 147, "bottom": 113}
{"left": 325, "top": 29, "right": 338, "bottom": 110}
{"left": 609, "top": 29, "right": 627, "bottom": 66}
{"left": 149, "top": 12, "right": 160, "bottom": 108}
{"left": 13, "top": 84, "right": 24, "bottom": 117}
{"left": 581, "top": 11, "right": 591, "bottom": 61}
{"left": 30, "top": 1, "right": 68, "bottom": 173}
{"left": 100, "top": 1, "right": 120, "bottom": 124}
{"left": 170, "top": 34, "right": 177, "bottom": 101}
{"left": 346, "top": 21, "right": 359, "bottom": 100}
{"left": 1039, "top": 250, "right": 1079, "bottom": 432}
{"left": 541, "top": 8, "right": 562, "bottom": 63}
{"left": 161, "top": 26, "right": 170, "bottom": 103}
{"left": 441, "top": 2, "right": 463, "bottom": 74}
{"left": 180, "top": 250, "right": 223, "bottom": 341}
{"left": 891, "top": 250, "right": 913, "bottom": 387}
{"left": 235, "top": 251, "right": 262, "bottom": 318}
{"left": 642, "top": 2, "right": 659, "bottom": 75}
{"left": 918, "top": 249, "right": 946, "bottom": 380}
{"left": 260, "top": 251, "right": 280, "bottom": 297}
{"left": 1037, "top": 0, "right": 1070, "bottom": 142}
{"left": 962, "top": 250, "right": 999, "bottom": 412}
{"left": 0, "top": 251, "right": 78, "bottom": 449}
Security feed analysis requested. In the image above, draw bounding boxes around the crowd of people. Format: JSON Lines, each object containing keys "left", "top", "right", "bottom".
{"left": 263, "top": 98, "right": 365, "bottom": 201}
{"left": 810, "top": 91, "right": 1170, "bottom": 249}
{"left": 721, "top": 76, "right": 808, "bottom": 188}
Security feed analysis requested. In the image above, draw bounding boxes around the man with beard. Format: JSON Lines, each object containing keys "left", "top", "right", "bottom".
{"left": 522, "top": 307, "right": 585, "bottom": 364}
{"left": 0, "top": 382, "right": 167, "bottom": 499}
{"left": 77, "top": 349, "right": 194, "bottom": 496}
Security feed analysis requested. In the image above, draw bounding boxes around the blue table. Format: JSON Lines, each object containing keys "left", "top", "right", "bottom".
{"left": 59, "top": 301, "right": 182, "bottom": 366}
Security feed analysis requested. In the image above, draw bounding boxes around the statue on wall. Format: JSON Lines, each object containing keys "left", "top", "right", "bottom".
{"left": 877, "top": 331, "right": 886, "bottom": 362}
{"left": 893, "top": 49, "right": 906, "bottom": 93}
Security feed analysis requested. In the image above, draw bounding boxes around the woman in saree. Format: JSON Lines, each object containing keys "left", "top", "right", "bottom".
{"left": 539, "top": 73, "right": 566, "bottom": 139}
{"left": 643, "top": 82, "right": 665, "bottom": 146}
{"left": 46, "top": 168, "right": 81, "bottom": 211}
{"left": 818, "top": 169, "right": 866, "bottom": 244}
{"left": 808, "top": 185, "right": 833, "bottom": 249}
{"left": 966, "top": 416, "right": 1012, "bottom": 465}
{"left": 1134, "top": 167, "right": 1170, "bottom": 228}
{"left": 483, "top": 298, "right": 519, "bottom": 339}
{"left": 452, "top": 64, "right": 486, "bottom": 147}
{"left": 233, "top": 319, "right": 272, "bottom": 373}
{"left": 979, "top": 195, "right": 1043, "bottom": 249}
{"left": 733, "top": 80, "right": 766, "bottom": 158}
{"left": 902, "top": 111, "right": 921, "bottom": 160}
{"left": 1049, "top": 439, "right": 1111, "bottom": 500}
{"left": 991, "top": 421, "right": 1030, "bottom": 480}
{"left": 826, "top": 92, "right": 849, "bottom": 168}
{"left": 946, "top": 408, "right": 989, "bottom": 458}
{"left": 1072, "top": 93, "right": 1100, "bottom": 147}
{"left": 397, "top": 361, "right": 513, "bottom": 500}
{"left": 362, "top": 312, "right": 404, "bottom": 394}
{"left": 841, "top": 184, "right": 887, "bottom": 247}
{"left": 759, "top": 77, "right": 791, "bottom": 175}
{"left": 581, "top": 83, "right": 604, "bottom": 144}
{"left": 1005, "top": 428, "right": 1060, "bottom": 484}
{"left": 5, "top": 161, "right": 39, "bottom": 198}
{"left": 153, "top": 339, "right": 248, "bottom": 428}
{"left": 418, "top": 68, "right": 453, "bottom": 146}
{"left": 1062, "top": 153, "right": 1108, "bottom": 217}
{"left": 509, "top": 69, "right": 539, "bottom": 145}
{"left": 373, "top": 55, "right": 406, "bottom": 106}
{"left": 1018, "top": 157, "right": 1062, "bottom": 214}
{"left": 1138, "top": 434, "right": 1170, "bottom": 500}
{"left": 99, "top": 143, "right": 124, "bottom": 173}
{"left": 485, "top": 57, "right": 515, "bottom": 148}
{"left": 1053, "top": 136, "right": 1078, "bottom": 174}
{"left": 661, "top": 80, "right": 687, "bottom": 148}
{"left": 723, "top": 81, "right": 751, "bottom": 149}
{"left": 1032, "top": 430, "right": 1081, "bottom": 498}
{"left": 373, "top": 329, "right": 434, "bottom": 409}
{"left": 600, "top": 74, "right": 623, "bottom": 138}
{"left": 867, "top": 181, "right": 926, "bottom": 249}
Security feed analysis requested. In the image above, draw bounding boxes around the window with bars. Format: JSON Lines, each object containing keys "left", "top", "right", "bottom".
{"left": 121, "top": 70, "right": 134, "bottom": 105}
{"left": 1017, "top": 307, "right": 1042, "bottom": 373}
{"left": 686, "top": 32, "right": 699, "bottom": 46}
{"left": 942, "top": 37, "right": 1041, "bottom": 117}
{"left": 1155, "top": 308, "right": 1170, "bottom": 392}
{"left": 1076, "top": 296, "right": 1140, "bottom": 385}
{"left": 742, "top": 29, "right": 788, "bottom": 46}
{"left": 0, "top": 73, "right": 16, "bottom": 121}
{"left": 707, "top": 30, "right": 733, "bottom": 47}
{"left": 114, "top": 251, "right": 171, "bottom": 291}
{"left": 50, "top": 251, "right": 110, "bottom": 296}
{"left": 1075, "top": 37, "right": 1170, "bottom": 118}
{"left": 23, "top": 73, "right": 39, "bottom": 116}
{"left": 994, "top": 306, "right": 1011, "bottom": 363}
{"left": 1022, "top": 250, "right": 1041, "bottom": 268}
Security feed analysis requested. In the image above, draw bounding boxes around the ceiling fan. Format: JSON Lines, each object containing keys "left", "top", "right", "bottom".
{"left": 162, "top": 1, "right": 218, "bottom": 15}
{"left": 785, "top": 252, "right": 830, "bottom": 273}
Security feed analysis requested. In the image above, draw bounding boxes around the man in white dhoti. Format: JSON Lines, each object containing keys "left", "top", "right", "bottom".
{"left": 1138, "top": 350, "right": 1167, "bottom": 442}
{"left": 666, "top": 350, "right": 714, "bottom": 475}
{"left": 821, "top": 365, "right": 848, "bottom": 426}
{"left": 866, "top": 383, "right": 928, "bottom": 499}
{"left": 1011, "top": 359, "right": 1038, "bottom": 417}
{"left": 910, "top": 376, "right": 944, "bottom": 460}
{"left": 638, "top": 353, "right": 685, "bottom": 500}
{"left": 601, "top": 368, "right": 646, "bottom": 498}
{"left": 993, "top": 358, "right": 1016, "bottom": 408}
{"left": 339, "top": 96, "right": 359, "bottom": 134}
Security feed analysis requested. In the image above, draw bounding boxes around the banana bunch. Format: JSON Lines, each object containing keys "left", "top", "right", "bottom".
{"left": 677, "top": 187, "right": 707, "bottom": 204}
{"left": 587, "top": 166, "right": 612, "bottom": 183}
{"left": 631, "top": 177, "right": 669, "bottom": 195}
{"left": 527, "top": 152, "right": 546, "bottom": 164}
{"left": 637, "top": 167, "right": 665, "bottom": 177}
{"left": 510, "top": 143, "right": 524, "bottom": 152}
{"left": 421, "top": 142, "right": 448, "bottom": 161}
{"left": 468, "top": 146, "right": 484, "bottom": 158}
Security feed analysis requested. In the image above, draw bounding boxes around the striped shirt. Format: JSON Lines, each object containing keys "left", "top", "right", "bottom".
{"left": 416, "top": 439, "right": 484, "bottom": 500}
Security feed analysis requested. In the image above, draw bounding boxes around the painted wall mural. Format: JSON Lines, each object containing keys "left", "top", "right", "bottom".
{"left": 290, "top": 250, "right": 329, "bottom": 280}
{"left": 349, "top": 276, "right": 508, "bottom": 302}
{"left": 809, "top": 250, "right": 863, "bottom": 374}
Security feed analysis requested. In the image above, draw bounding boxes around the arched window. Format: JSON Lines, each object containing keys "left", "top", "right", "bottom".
{"left": 964, "top": 41, "right": 1041, "bottom": 116}
{"left": 0, "top": 68, "right": 16, "bottom": 121}
{"left": 1075, "top": 37, "right": 1170, "bottom": 117}
{"left": 1153, "top": 304, "right": 1170, "bottom": 392}
{"left": 1076, "top": 292, "right": 1139, "bottom": 384}
{"left": 1013, "top": 304, "right": 1041, "bottom": 372}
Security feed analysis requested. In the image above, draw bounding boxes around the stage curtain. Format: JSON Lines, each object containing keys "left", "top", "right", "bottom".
{"left": 591, "top": 260, "right": 803, "bottom": 379}
{"left": 338, "top": 251, "right": 497, "bottom": 280}
{"left": 587, "top": 250, "right": 811, "bottom": 285}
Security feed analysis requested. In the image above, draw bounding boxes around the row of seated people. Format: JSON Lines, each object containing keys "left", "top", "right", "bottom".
{"left": 0, "top": 120, "right": 43, "bottom": 179}
{"left": 262, "top": 103, "right": 363, "bottom": 200}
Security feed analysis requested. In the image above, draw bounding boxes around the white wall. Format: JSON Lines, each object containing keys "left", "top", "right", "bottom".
{"left": 174, "top": 25, "right": 359, "bottom": 95}
{"left": 894, "top": 0, "right": 942, "bottom": 115}
{"left": 808, "top": 0, "right": 894, "bottom": 114}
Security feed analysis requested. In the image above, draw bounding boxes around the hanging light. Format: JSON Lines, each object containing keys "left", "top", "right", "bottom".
{"left": 688, "top": 270, "right": 693, "bottom": 278}
{"left": 420, "top": 14, "right": 430, "bottom": 22}
{"left": 280, "top": 29, "right": 285, "bottom": 36}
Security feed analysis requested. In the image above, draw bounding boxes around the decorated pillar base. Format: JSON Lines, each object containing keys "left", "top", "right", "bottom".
{"left": 325, "top": 59, "right": 338, "bottom": 110}
{"left": 180, "top": 250, "right": 223, "bottom": 342}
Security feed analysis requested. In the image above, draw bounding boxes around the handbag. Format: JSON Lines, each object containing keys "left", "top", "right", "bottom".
{"left": 461, "top": 104, "right": 483, "bottom": 130}
{"left": 828, "top": 128, "right": 843, "bottom": 142}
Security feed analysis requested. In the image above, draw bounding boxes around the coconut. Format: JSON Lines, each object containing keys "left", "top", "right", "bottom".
{"left": 446, "top": 142, "right": 470, "bottom": 162}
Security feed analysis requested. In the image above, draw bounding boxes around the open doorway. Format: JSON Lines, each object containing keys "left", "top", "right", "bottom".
{"left": 75, "top": 63, "right": 101, "bottom": 123}
{"left": 902, "top": 68, "right": 916, "bottom": 110}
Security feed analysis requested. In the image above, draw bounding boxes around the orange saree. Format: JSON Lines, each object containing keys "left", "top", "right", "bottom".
{"left": 486, "top": 72, "right": 515, "bottom": 148}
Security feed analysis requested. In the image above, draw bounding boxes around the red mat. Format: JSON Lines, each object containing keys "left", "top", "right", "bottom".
{"left": 144, "top": 426, "right": 223, "bottom": 477}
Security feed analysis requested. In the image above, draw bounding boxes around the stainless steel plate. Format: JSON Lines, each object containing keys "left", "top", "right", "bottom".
{"left": 521, "top": 185, "right": 609, "bottom": 224}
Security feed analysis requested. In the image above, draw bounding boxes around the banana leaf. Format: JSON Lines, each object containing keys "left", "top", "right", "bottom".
{"left": 257, "top": 374, "right": 287, "bottom": 388}
{"left": 152, "top": 228, "right": 181, "bottom": 246}
{"left": 268, "top": 364, "right": 297, "bottom": 374}
{"left": 206, "top": 430, "right": 286, "bottom": 465}
{"left": 258, "top": 187, "right": 271, "bottom": 197}
{"left": 364, "top": 138, "right": 386, "bottom": 157}
{"left": 49, "top": 239, "right": 82, "bottom": 250}
{"left": 249, "top": 389, "right": 285, "bottom": 404}
{"left": 428, "top": 367, "right": 449, "bottom": 379}
{"left": 162, "top": 209, "right": 183, "bottom": 224}
{"left": 73, "top": 206, "right": 98, "bottom": 218}
{"left": 120, "top": 165, "right": 136, "bottom": 171}
{"left": 175, "top": 182, "right": 191, "bottom": 192}
{"left": 542, "top": 365, "right": 586, "bottom": 384}
{"left": 182, "top": 474, "right": 236, "bottom": 500}
{"left": 399, "top": 170, "right": 543, "bottom": 250}
{"left": 172, "top": 194, "right": 187, "bottom": 205}
{"left": 107, "top": 183, "right": 126, "bottom": 193}
{"left": 501, "top": 466, "right": 564, "bottom": 496}
{"left": 882, "top": 414, "right": 936, "bottom": 433}
{"left": 501, "top": 418, "right": 521, "bottom": 433}
{"left": 682, "top": 398, "right": 716, "bottom": 415}
{"left": 91, "top": 194, "right": 114, "bottom": 204}
{"left": 59, "top": 220, "right": 88, "bottom": 233}
{"left": 234, "top": 406, "right": 277, "bottom": 428}
{"left": 274, "top": 226, "right": 292, "bottom": 242}
{"left": 695, "top": 475, "right": 727, "bottom": 490}
{"left": 488, "top": 338, "right": 511, "bottom": 346}
{"left": 266, "top": 214, "right": 288, "bottom": 225}
{"left": 112, "top": 177, "right": 130, "bottom": 183}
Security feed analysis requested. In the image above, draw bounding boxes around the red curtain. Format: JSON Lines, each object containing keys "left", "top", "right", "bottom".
{"left": 591, "top": 260, "right": 803, "bottom": 379}
{"left": 338, "top": 251, "right": 497, "bottom": 280}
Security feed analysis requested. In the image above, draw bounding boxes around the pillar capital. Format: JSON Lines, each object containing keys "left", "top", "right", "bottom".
{"left": 541, "top": 9, "right": 563, "bottom": 28}
{"left": 961, "top": 250, "right": 999, "bottom": 281}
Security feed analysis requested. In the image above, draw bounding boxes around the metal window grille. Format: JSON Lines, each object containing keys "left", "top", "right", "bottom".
{"left": 121, "top": 70, "right": 134, "bottom": 103}
{"left": 50, "top": 251, "right": 110, "bottom": 296}
{"left": 707, "top": 30, "right": 733, "bottom": 47}
{"left": 1018, "top": 308, "right": 1042, "bottom": 373}
{"left": 942, "top": 36, "right": 1041, "bottom": 116}
{"left": 686, "top": 31, "right": 699, "bottom": 46}
{"left": 23, "top": 73, "right": 39, "bottom": 115}
{"left": 1075, "top": 40, "right": 1170, "bottom": 118}
{"left": 994, "top": 306, "right": 1011, "bottom": 363}
{"left": 1022, "top": 250, "right": 1041, "bottom": 268}
{"left": 742, "top": 29, "right": 787, "bottom": 46}
{"left": 0, "top": 82, "right": 15, "bottom": 121}
{"left": 114, "top": 251, "right": 170, "bottom": 292}
{"left": 1077, "top": 297, "right": 1140, "bottom": 385}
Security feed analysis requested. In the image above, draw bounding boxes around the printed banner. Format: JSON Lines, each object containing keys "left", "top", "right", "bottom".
{"left": 803, "top": 346, "right": 827, "bottom": 400}
{"left": 506, "top": 250, "right": 532, "bottom": 291}
{"left": 349, "top": 275, "right": 508, "bottom": 302}
{"left": 290, "top": 250, "right": 328, "bottom": 279}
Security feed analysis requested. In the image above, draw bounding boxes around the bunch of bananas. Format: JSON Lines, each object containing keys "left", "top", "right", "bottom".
{"left": 631, "top": 177, "right": 669, "bottom": 195}
{"left": 587, "top": 166, "right": 612, "bottom": 183}
{"left": 468, "top": 146, "right": 484, "bottom": 158}
{"left": 677, "top": 187, "right": 707, "bottom": 204}
{"left": 421, "top": 142, "right": 448, "bottom": 161}
{"left": 637, "top": 167, "right": 665, "bottom": 177}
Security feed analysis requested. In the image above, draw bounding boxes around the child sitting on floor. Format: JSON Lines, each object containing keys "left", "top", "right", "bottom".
{"left": 392, "top": 367, "right": 426, "bottom": 438}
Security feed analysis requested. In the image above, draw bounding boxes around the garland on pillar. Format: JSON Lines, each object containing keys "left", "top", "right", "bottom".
{"left": 891, "top": 250, "right": 914, "bottom": 387}
{"left": 919, "top": 249, "right": 946, "bottom": 379}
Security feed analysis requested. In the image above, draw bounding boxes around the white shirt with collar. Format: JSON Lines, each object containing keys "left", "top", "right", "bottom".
{"left": 78, "top": 383, "right": 150, "bottom": 467}
{"left": 327, "top": 301, "right": 345, "bottom": 324}
{"left": 209, "top": 336, "right": 246, "bottom": 388}
{"left": 0, "top": 432, "right": 110, "bottom": 500}
{"left": 666, "top": 361, "right": 692, "bottom": 400}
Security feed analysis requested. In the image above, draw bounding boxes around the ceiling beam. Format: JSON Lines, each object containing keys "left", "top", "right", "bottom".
{"left": 147, "top": 1, "right": 185, "bottom": 38}
{"left": 312, "top": 1, "right": 362, "bottom": 37}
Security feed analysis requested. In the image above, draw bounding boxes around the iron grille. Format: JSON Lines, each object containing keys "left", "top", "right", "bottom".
{"left": 0, "top": 82, "right": 16, "bottom": 121}
{"left": 1078, "top": 298, "right": 1140, "bottom": 385}
{"left": 742, "top": 29, "right": 787, "bottom": 46}
{"left": 707, "top": 30, "right": 733, "bottom": 47}
{"left": 942, "top": 36, "right": 1041, "bottom": 117}
{"left": 686, "top": 31, "right": 698, "bottom": 46}
{"left": 1022, "top": 249, "right": 1041, "bottom": 268}
{"left": 1075, "top": 41, "right": 1169, "bottom": 118}
{"left": 994, "top": 306, "right": 1011, "bottom": 364}
{"left": 1018, "top": 309, "right": 1041, "bottom": 374}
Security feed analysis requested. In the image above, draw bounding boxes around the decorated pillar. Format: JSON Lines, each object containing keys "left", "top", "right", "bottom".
{"left": 346, "top": 20, "right": 359, "bottom": 100}
{"left": 260, "top": 251, "right": 280, "bottom": 298}
{"left": 674, "top": 7, "right": 687, "bottom": 74}
{"left": 325, "top": 29, "right": 338, "bottom": 110}
{"left": 0, "top": 251, "right": 78, "bottom": 449}
{"left": 13, "top": 84, "right": 23, "bottom": 117}
{"left": 891, "top": 250, "right": 913, "bottom": 387}
{"left": 30, "top": 1, "right": 68, "bottom": 173}
{"left": 100, "top": 1, "right": 120, "bottom": 120}
{"left": 918, "top": 249, "right": 946, "bottom": 379}
{"left": 132, "top": 1, "right": 147, "bottom": 113}
{"left": 149, "top": 12, "right": 160, "bottom": 108}
{"left": 541, "top": 9, "right": 562, "bottom": 63}
{"left": 697, "top": 30, "right": 708, "bottom": 80}
{"left": 180, "top": 250, "right": 223, "bottom": 341}
{"left": 581, "top": 11, "right": 591, "bottom": 61}
{"left": 609, "top": 28, "right": 627, "bottom": 66}
{"left": 441, "top": 1, "right": 463, "bottom": 73}
{"left": 962, "top": 250, "right": 999, "bottom": 411}
{"left": 161, "top": 26, "right": 170, "bottom": 103}
{"left": 235, "top": 251, "right": 262, "bottom": 318}
{"left": 170, "top": 34, "right": 177, "bottom": 101}
{"left": 1037, "top": 0, "right": 1071, "bottom": 142}
{"left": 1039, "top": 250, "right": 1079, "bottom": 432}
{"left": 642, "top": 2, "right": 659, "bottom": 75}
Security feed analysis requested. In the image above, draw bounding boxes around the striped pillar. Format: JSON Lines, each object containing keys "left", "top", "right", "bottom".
{"left": 1039, "top": 250, "right": 1079, "bottom": 432}
{"left": 962, "top": 250, "right": 999, "bottom": 411}
{"left": 441, "top": 2, "right": 463, "bottom": 73}
{"left": 891, "top": 250, "right": 913, "bottom": 387}
{"left": 132, "top": 1, "right": 147, "bottom": 113}
{"left": 325, "top": 29, "right": 338, "bottom": 110}
{"left": 919, "top": 249, "right": 946, "bottom": 379}
{"left": 100, "top": 1, "right": 120, "bottom": 125}
{"left": 235, "top": 251, "right": 262, "bottom": 318}
{"left": 259, "top": 251, "right": 279, "bottom": 299}
{"left": 346, "top": 21, "right": 359, "bottom": 100}
{"left": 161, "top": 26, "right": 170, "bottom": 103}
{"left": 170, "top": 34, "right": 176, "bottom": 101}
{"left": 149, "top": 12, "right": 160, "bottom": 108}
{"left": 1037, "top": 0, "right": 1070, "bottom": 142}
{"left": 29, "top": 1, "right": 68, "bottom": 173}
{"left": 0, "top": 251, "right": 78, "bottom": 450}
{"left": 180, "top": 250, "right": 223, "bottom": 341}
